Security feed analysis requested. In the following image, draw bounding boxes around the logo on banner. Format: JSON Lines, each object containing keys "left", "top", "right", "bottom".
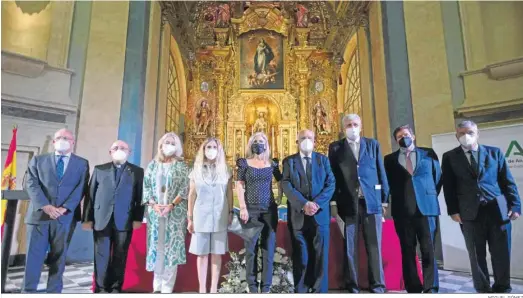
{"left": 505, "top": 140, "right": 523, "bottom": 168}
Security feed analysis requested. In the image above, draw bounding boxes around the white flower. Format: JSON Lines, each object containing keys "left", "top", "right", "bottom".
{"left": 239, "top": 248, "right": 246, "bottom": 255}
{"left": 274, "top": 253, "right": 282, "bottom": 263}
{"left": 273, "top": 276, "right": 281, "bottom": 285}
{"left": 282, "top": 256, "right": 288, "bottom": 264}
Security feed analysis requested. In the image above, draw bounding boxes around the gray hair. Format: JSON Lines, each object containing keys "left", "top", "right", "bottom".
{"left": 457, "top": 120, "right": 478, "bottom": 130}
{"left": 342, "top": 114, "right": 361, "bottom": 126}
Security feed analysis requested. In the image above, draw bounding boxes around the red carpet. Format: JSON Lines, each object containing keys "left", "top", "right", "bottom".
{"left": 92, "top": 219, "right": 421, "bottom": 292}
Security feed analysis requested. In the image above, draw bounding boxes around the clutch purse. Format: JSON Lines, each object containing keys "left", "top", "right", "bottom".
{"left": 228, "top": 208, "right": 264, "bottom": 240}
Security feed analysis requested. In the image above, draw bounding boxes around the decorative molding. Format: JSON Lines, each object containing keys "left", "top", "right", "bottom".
{"left": 1, "top": 50, "right": 74, "bottom": 78}
{"left": 1, "top": 95, "right": 77, "bottom": 114}
{"left": 460, "top": 56, "right": 523, "bottom": 80}
{"left": 456, "top": 97, "right": 523, "bottom": 117}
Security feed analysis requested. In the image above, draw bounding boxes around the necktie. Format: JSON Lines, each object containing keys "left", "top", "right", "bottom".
{"left": 304, "top": 157, "right": 312, "bottom": 198}
{"left": 469, "top": 151, "right": 478, "bottom": 176}
{"left": 56, "top": 156, "right": 65, "bottom": 180}
{"left": 350, "top": 142, "right": 358, "bottom": 161}
{"left": 406, "top": 151, "right": 414, "bottom": 175}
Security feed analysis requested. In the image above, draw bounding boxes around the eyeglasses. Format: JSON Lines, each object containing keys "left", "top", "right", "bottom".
{"left": 55, "top": 136, "right": 72, "bottom": 141}
{"left": 111, "top": 146, "right": 129, "bottom": 151}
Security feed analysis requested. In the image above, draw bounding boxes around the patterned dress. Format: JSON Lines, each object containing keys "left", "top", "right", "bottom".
{"left": 143, "top": 160, "right": 189, "bottom": 272}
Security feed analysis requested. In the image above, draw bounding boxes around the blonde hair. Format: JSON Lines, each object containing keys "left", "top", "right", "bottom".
{"left": 191, "top": 137, "right": 230, "bottom": 183}
{"left": 246, "top": 132, "right": 271, "bottom": 163}
{"left": 154, "top": 132, "right": 184, "bottom": 162}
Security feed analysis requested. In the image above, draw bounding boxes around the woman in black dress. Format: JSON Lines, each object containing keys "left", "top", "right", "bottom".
{"left": 236, "top": 132, "right": 283, "bottom": 293}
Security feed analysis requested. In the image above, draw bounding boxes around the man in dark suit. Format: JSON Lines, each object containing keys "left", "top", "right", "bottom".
{"left": 442, "top": 120, "right": 520, "bottom": 293}
{"left": 22, "top": 129, "right": 90, "bottom": 293}
{"left": 282, "top": 129, "right": 335, "bottom": 293}
{"left": 82, "top": 140, "right": 145, "bottom": 293}
{"left": 384, "top": 124, "right": 442, "bottom": 293}
{"left": 328, "top": 114, "right": 389, "bottom": 293}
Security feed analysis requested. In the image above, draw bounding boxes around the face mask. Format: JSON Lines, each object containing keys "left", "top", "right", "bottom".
{"left": 205, "top": 148, "right": 218, "bottom": 160}
{"left": 162, "top": 144, "right": 176, "bottom": 157}
{"left": 112, "top": 150, "right": 127, "bottom": 163}
{"left": 251, "top": 143, "right": 266, "bottom": 155}
{"left": 300, "top": 139, "right": 314, "bottom": 153}
{"left": 398, "top": 136, "right": 413, "bottom": 148}
{"left": 54, "top": 140, "right": 71, "bottom": 153}
{"left": 345, "top": 127, "right": 360, "bottom": 140}
{"left": 459, "top": 134, "right": 476, "bottom": 148}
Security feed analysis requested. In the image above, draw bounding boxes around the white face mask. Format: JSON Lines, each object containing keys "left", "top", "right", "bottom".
{"left": 345, "top": 127, "right": 361, "bottom": 140}
{"left": 112, "top": 150, "right": 128, "bottom": 163}
{"left": 459, "top": 134, "right": 477, "bottom": 148}
{"left": 54, "top": 140, "right": 71, "bottom": 153}
{"left": 300, "top": 139, "right": 314, "bottom": 153}
{"left": 205, "top": 148, "right": 218, "bottom": 160}
{"left": 162, "top": 144, "right": 176, "bottom": 157}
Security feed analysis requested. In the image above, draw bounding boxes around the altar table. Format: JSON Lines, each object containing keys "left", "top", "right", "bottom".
{"left": 92, "top": 218, "right": 421, "bottom": 292}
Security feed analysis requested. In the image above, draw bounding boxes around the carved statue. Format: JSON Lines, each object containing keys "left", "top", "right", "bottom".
{"left": 216, "top": 3, "right": 231, "bottom": 28}
{"left": 196, "top": 100, "right": 212, "bottom": 134}
{"left": 253, "top": 111, "right": 268, "bottom": 133}
{"left": 313, "top": 100, "right": 329, "bottom": 134}
{"left": 295, "top": 4, "right": 309, "bottom": 28}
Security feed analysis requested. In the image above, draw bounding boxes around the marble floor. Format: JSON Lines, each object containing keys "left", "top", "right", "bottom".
{"left": 4, "top": 262, "right": 523, "bottom": 293}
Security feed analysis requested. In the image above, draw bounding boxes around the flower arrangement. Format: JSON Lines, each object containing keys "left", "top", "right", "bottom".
{"left": 219, "top": 247, "right": 294, "bottom": 293}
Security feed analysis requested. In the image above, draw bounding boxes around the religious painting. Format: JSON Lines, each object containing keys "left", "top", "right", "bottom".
{"left": 239, "top": 30, "right": 284, "bottom": 90}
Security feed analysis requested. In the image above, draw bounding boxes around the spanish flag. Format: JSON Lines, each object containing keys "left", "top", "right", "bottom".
{"left": 1, "top": 127, "right": 17, "bottom": 233}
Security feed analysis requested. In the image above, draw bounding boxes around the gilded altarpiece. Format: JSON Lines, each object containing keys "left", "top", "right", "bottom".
{"left": 184, "top": 3, "right": 339, "bottom": 163}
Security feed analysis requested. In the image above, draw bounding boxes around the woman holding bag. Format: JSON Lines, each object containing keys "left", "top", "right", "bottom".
{"left": 143, "top": 132, "right": 189, "bottom": 293}
{"left": 236, "top": 132, "right": 283, "bottom": 293}
{"left": 187, "top": 138, "right": 233, "bottom": 293}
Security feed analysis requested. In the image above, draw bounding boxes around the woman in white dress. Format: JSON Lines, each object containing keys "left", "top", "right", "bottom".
{"left": 187, "top": 137, "right": 233, "bottom": 293}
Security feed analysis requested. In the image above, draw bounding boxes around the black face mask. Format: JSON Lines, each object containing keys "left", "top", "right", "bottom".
{"left": 399, "top": 136, "right": 413, "bottom": 148}
{"left": 251, "top": 143, "right": 266, "bottom": 155}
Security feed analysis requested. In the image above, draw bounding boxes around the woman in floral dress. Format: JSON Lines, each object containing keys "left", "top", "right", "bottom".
{"left": 143, "top": 132, "right": 189, "bottom": 293}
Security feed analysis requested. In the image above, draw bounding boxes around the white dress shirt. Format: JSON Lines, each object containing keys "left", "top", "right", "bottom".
{"left": 346, "top": 137, "right": 360, "bottom": 160}
{"left": 461, "top": 145, "right": 479, "bottom": 165}
{"left": 300, "top": 151, "right": 312, "bottom": 174}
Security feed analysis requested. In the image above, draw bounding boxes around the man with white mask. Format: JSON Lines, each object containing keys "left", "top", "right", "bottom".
{"left": 442, "top": 120, "right": 520, "bottom": 293}
{"left": 282, "top": 129, "right": 335, "bottom": 293}
{"left": 23, "top": 129, "right": 90, "bottom": 293}
{"left": 328, "top": 114, "right": 389, "bottom": 293}
{"left": 82, "top": 140, "right": 145, "bottom": 293}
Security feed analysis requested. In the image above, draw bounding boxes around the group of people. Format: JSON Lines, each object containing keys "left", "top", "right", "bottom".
{"left": 20, "top": 113, "right": 520, "bottom": 294}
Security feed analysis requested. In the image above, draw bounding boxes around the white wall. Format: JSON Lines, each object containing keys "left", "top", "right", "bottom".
{"left": 432, "top": 124, "right": 523, "bottom": 278}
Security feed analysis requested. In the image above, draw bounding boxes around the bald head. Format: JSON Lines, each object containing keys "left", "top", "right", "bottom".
{"left": 110, "top": 140, "right": 130, "bottom": 164}
{"left": 53, "top": 129, "right": 75, "bottom": 154}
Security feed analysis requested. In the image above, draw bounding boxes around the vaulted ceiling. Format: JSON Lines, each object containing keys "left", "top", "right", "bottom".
{"left": 160, "top": 1, "right": 370, "bottom": 61}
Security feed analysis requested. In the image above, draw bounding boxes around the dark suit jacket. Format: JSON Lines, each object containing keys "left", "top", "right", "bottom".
{"left": 384, "top": 147, "right": 442, "bottom": 218}
{"left": 442, "top": 145, "right": 521, "bottom": 222}
{"left": 282, "top": 152, "right": 335, "bottom": 229}
{"left": 328, "top": 137, "right": 389, "bottom": 218}
{"left": 24, "top": 153, "right": 90, "bottom": 225}
{"left": 83, "top": 162, "right": 145, "bottom": 231}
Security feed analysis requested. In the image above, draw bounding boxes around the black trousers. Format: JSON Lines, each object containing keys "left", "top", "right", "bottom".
{"left": 243, "top": 206, "right": 278, "bottom": 293}
{"left": 461, "top": 202, "right": 512, "bottom": 293}
{"left": 394, "top": 216, "right": 439, "bottom": 293}
{"left": 93, "top": 218, "right": 133, "bottom": 293}
{"left": 290, "top": 216, "right": 330, "bottom": 293}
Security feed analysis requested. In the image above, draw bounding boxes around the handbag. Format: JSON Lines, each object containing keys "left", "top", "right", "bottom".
{"left": 228, "top": 208, "right": 264, "bottom": 240}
